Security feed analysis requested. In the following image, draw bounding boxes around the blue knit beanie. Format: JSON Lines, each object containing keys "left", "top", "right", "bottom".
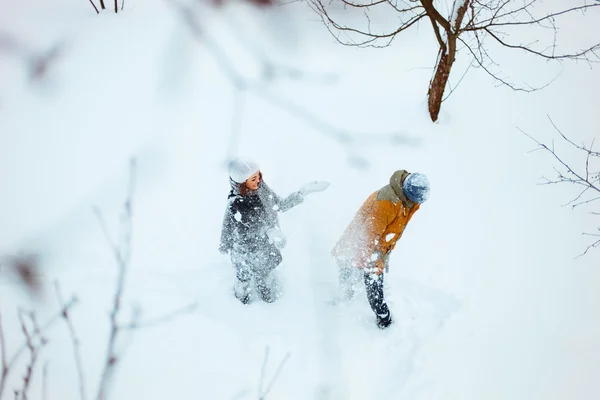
{"left": 402, "top": 173, "right": 430, "bottom": 204}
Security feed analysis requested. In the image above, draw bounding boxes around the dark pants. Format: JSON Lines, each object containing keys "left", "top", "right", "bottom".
{"left": 232, "top": 245, "right": 282, "bottom": 303}
{"left": 363, "top": 271, "right": 390, "bottom": 320}
{"left": 338, "top": 259, "right": 392, "bottom": 326}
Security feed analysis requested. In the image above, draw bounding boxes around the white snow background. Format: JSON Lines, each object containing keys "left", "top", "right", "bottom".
{"left": 1, "top": 0, "right": 599, "bottom": 399}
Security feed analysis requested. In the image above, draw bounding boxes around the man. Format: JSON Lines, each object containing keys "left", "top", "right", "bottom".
{"left": 331, "top": 169, "right": 430, "bottom": 328}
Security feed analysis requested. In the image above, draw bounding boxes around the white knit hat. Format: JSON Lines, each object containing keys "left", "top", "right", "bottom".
{"left": 228, "top": 157, "right": 260, "bottom": 183}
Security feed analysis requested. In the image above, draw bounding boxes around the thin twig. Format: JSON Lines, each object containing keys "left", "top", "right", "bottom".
{"left": 261, "top": 352, "right": 290, "bottom": 399}
{"left": 18, "top": 311, "right": 41, "bottom": 400}
{"left": 96, "top": 159, "right": 136, "bottom": 400}
{"left": 258, "top": 347, "right": 269, "bottom": 398}
{"left": 0, "top": 310, "right": 8, "bottom": 399}
{"left": 120, "top": 302, "right": 198, "bottom": 330}
{"left": 521, "top": 118, "right": 600, "bottom": 257}
{"left": 520, "top": 128, "right": 594, "bottom": 191}
{"left": 42, "top": 362, "right": 48, "bottom": 400}
{"left": 0, "top": 298, "right": 78, "bottom": 400}
{"left": 576, "top": 237, "right": 600, "bottom": 258}
{"left": 92, "top": 208, "right": 119, "bottom": 262}
{"left": 88, "top": 0, "right": 100, "bottom": 14}
{"left": 55, "top": 282, "right": 86, "bottom": 400}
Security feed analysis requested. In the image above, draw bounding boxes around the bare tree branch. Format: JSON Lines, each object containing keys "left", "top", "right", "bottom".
{"left": 484, "top": 27, "right": 600, "bottom": 61}
{"left": 119, "top": 302, "right": 198, "bottom": 330}
{"left": 577, "top": 233, "right": 600, "bottom": 258}
{"left": 307, "top": 0, "right": 425, "bottom": 47}
{"left": 0, "top": 311, "right": 8, "bottom": 399}
{"left": 309, "top": 0, "right": 600, "bottom": 121}
{"left": 17, "top": 311, "right": 45, "bottom": 400}
{"left": 88, "top": 0, "right": 100, "bottom": 14}
{"left": 257, "top": 347, "right": 269, "bottom": 399}
{"left": 459, "top": 36, "right": 557, "bottom": 92}
{"left": 0, "top": 298, "right": 78, "bottom": 400}
{"left": 55, "top": 282, "right": 86, "bottom": 400}
{"left": 255, "top": 346, "right": 291, "bottom": 400}
{"left": 521, "top": 117, "right": 600, "bottom": 257}
{"left": 42, "top": 362, "right": 48, "bottom": 400}
{"left": 168, "top": 0, "right": 420, "bottom": 166}
{"left": 420, "top": 0, "right": 450, "bottom": 32}
{"left": 260, "top": 352, "right": 290, "bottom": 399}
{"left": 96, "top": 158, "right": 136, "bottom": 400}
{"left": 468, "top": 3, "right": 600, "bottom": 30}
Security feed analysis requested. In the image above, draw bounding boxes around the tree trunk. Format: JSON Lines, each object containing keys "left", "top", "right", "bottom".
{"left": 427, "top": 48, "right": 454, "bottom": 122}
{"left": 426, "top": 0, "right": 470, "bottom": 122}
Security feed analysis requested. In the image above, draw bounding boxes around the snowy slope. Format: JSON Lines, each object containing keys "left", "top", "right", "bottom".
{"left": 1, "top": 0, "right": 599, "bottom": 399}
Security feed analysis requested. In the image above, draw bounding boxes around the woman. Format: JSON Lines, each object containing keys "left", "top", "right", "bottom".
{"left": 219, "top": 157, "right": 329, "bottom": 304}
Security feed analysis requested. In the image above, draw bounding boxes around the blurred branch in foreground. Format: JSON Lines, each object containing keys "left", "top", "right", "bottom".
{"left": 0, "top": 31, "right": 65, "bottom": 82}
{"left": 0, "top": 298, "right": 78, "bottom": 400}
{"left": 0, "top": 254, "right": 44, "bottom": 299}
{"left": 54, "top": 282, "right": 86, "bottom": 400}
{"left": 94, "top": 158, "right": 198, "bottom": 400}
{"left": 165, "top": 0, "right": 420, "bottom": 169}
{"left": 258, "top": 346, "right": 290, "bottom": 400}
{"left": 521, "top": 115, "right": 600, "bottom": 258}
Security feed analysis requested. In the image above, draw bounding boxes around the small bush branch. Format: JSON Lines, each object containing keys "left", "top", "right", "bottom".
{"left": 119, "top": 302, "right": 198, "bottom": 331}
{"left": 17, "top": 311, "right": 46, "bottom": 400}
{"left": 95, "top": 159, "right": 136, "bottom": 400}
{"left": 42, "top": 362, "right": 48, "bottom": 400}
{"left": 0, "top": 298, "right": 77, "bottom": 400}
{"left": 257, "top": 346, "right": 290, "bottom": 400}
{"left": 55, "top": 282, "right": 86, "bottom": 400}
{"left": 0, "top": 311, "right": 9, "bottom": 399}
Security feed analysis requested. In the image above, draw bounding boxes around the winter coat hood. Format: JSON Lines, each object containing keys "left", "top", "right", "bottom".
{"left": 376, "top": 169, "right": 416, "bottom": 209}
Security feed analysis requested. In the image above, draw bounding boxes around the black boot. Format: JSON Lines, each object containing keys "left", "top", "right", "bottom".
{"left": 376, "top": 312, "right": 393, "bottom": 329}
{"left": 233, "top": 276, "right": 252, "bottom": 305}
{"left": 258, "top": 285, "right": 276, "bottom": 303}
{"left": 256, "top": 270, "right": 280, "bottom": 303}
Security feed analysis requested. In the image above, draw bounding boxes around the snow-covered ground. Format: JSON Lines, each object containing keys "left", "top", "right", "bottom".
{"left": 1, "top": 0, "right": 599, "bottom": 399}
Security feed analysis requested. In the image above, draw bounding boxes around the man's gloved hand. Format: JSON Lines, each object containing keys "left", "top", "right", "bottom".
{"left": 299, "top": 181, "right": 330, "bottom": 197}
{"left": 267, "top": 227, "right": 287, "bottom": 249}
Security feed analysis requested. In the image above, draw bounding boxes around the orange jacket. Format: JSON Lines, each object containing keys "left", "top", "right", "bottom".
{"left": 332, "top": 170, "right": 420, "bottom": 274}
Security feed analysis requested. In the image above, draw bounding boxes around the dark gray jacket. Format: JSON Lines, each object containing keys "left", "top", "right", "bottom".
{"left": 219, "top": 180, "right": 303, "bottom": 255}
